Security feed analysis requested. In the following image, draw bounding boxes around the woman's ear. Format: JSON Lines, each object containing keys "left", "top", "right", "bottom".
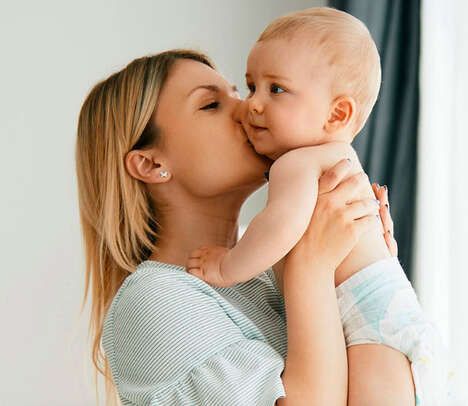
{"left": 324, "top": 96, "right": 356, "bottom": 134}
{"left": 125, "top": 149, "right": 172, "bottom": 184}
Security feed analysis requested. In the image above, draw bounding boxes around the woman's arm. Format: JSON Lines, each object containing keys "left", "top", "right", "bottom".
{"left": 347, "top": 344, "right": 415, "bottom": 406}
{"left": 278, "top": 159, "right": 381, "bottom": 405}
{"left": 280, "top": 256, "right": 346, "bottom": 405}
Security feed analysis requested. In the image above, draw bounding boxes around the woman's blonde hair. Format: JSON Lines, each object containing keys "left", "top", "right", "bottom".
{"left": 75, "top": 49, "right": 214, "bottom": 405}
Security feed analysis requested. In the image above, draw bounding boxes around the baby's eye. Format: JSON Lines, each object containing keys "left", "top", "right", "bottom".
{"left": 200, "top": 101, "right": 219, "bottom": 110}
{"left": 246, "top": 83, "right": 255, "bottom": 96}
{"left": 270, "top": 84, "right": 285, "bottom": 94}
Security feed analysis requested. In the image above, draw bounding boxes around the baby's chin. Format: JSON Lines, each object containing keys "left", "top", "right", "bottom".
{"left": 247, "top": 129, "right": 291, "bottom": 160}
{"left": 246, "top": 138, "right": 272, "bottom": 159}
{"left": 251, "top": 142, "right": 286, "bottom": 161}
{"left": 266, "top": 151, "right": 283, "bottom": 160}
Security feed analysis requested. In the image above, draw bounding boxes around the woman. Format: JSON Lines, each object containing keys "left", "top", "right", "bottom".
{"left": 76, "top": 49, "right": 412, "bottom": 405}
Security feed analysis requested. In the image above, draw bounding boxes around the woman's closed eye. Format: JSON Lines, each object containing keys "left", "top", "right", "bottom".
{"left": 200, "top": 101, "right": 220, "bottom": 110}
{"left": 246, "top": 83, "right": 255, "bottom": 96}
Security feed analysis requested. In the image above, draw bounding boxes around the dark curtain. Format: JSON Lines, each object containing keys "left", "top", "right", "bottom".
{"left": 329, "top": 0, "right": 420, "bottom": 280}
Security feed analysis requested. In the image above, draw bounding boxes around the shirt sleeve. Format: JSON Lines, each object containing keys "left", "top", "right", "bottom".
{"left": 335, "top": 257, "right": 450, "bottom": 405}
{"left": 103, "top": 270, "right": 286, "bottom": 406}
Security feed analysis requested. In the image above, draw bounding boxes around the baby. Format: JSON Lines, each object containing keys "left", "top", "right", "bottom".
{"left": 187, "top": 8, "right": 388, "bottom": 289}
{"left": 187, "top": 7, "right": 447, "bottom": 404}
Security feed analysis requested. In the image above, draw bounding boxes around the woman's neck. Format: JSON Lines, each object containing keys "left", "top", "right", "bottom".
{"left": 148, "top": 194, "right": 244, "bottom": 267}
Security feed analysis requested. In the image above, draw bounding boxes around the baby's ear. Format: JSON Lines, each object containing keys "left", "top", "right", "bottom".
{"left": 324, "top": 96, "right": 356, "bottom": 134}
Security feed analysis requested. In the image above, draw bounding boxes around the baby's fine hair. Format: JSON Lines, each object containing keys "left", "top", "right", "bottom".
{"left": 259, "top": 7, "right": 381, "bottom": 136}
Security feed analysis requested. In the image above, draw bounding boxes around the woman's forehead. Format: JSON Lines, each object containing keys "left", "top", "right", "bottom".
{"left": 155, "top": 59, "right": 236, "bottom": 121}
{"left": 168, "top": 59, "right": 228, "bottom": 95}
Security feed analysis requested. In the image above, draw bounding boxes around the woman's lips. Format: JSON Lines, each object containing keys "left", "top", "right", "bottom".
{"left": 246, "top": 138, "right": 255, "bottom": 148}
{"left": 239, "top": 124, "right": 256, "bottom": 150}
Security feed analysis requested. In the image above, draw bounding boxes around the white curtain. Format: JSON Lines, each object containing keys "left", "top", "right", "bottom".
{"left": 414, "top": 0, "right": 468, "bottom": 404}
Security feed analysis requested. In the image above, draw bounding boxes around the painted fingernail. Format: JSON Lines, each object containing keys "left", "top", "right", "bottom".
{"left": 385, "top": 203, "right": 389, "bottom": 208}
{"left": 383, "top": 185, "right": 388, "bottom": 191}
{"left": 387, "top": 230, "right": 391, "bottom": 234}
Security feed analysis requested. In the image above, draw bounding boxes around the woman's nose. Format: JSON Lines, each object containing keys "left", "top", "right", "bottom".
{"left": 233, "top": 98, "right": 248, "bottom": 124}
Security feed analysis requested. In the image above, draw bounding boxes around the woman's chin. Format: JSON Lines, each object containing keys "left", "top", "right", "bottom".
{"left": 241, "top": 152, "right": 271, "bottom": 186}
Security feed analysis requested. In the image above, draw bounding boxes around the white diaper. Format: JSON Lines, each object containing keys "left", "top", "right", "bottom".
{"left": 336, "top": 257, "right": 449, "bottom": 405}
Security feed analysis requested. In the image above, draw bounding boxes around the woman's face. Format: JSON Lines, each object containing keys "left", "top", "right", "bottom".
{"left": 153, "top": 59, "right": 271, "bottom": 198}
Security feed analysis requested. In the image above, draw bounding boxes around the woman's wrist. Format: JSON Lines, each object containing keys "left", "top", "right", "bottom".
{"left": 282, "top": 244, "right": 347, "bottom": 405}
{"left": 284, "top": 249, "right": 336, "bottom": 283}
{"left": 285, "top": 235, "right": 338, "bottom": 275}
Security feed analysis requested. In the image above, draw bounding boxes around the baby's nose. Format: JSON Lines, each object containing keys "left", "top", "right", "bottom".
{"left": 248, "top": 94, "right": 263, "bottom": 114}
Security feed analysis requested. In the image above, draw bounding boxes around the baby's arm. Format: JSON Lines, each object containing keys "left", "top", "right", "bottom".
{"left": 186, "top": 143, "right": 357, "bottom": 287}
{"left": 220, "top": 148, "right": 323, "bottom": 284}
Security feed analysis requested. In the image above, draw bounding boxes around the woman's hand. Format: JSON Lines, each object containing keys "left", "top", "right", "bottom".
{"left": 372, "top": 183, "right": 398, "bottom": 257}
{"left": 285, "top": 159, "right": 381, "bottom": 273}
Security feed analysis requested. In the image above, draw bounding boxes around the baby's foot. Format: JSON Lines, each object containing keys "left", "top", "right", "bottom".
{"left": 186, "top": 246, "right": 233, "bottom": 287}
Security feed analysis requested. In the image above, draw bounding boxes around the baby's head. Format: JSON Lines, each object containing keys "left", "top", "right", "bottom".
{"left": 244, "top": 7, "right": 381, "bottom": 159}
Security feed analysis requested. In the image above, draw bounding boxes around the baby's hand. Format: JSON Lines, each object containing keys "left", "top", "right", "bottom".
{"left": 186, "top": 246, "right": 234, "bottom": 287}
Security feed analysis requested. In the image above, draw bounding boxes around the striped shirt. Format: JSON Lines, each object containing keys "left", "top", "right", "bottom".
{"left": 102, "top": 258, "right": 444, "bottom": 405}
{"left": 102, "top": 260, "right": 287, "bottom": 405}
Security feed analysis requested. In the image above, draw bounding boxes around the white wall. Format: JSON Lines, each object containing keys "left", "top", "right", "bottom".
{"left": 415, "top": 1, "right": 468, "bottom": 404}
{"left": 0, "top": 0, "right": 324, "bottom": 404}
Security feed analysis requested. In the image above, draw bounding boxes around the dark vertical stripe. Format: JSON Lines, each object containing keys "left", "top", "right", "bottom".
{"left": 329, "top": 0, "right": 420, "bottom": 280}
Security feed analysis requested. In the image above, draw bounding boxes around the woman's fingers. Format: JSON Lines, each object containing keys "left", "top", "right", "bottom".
{"left": 371, "top": 182, "right": 380, "bottom": 198}
{"left": 379, "top": 185, "right": 388, "bottom": 205}
{"left": 329, "top": 171, "right": 370, "bottom": 204}
{"left": 380, "top": 204, "right": 394, "bottom": 235}
{"left": 384, "top": 230, "right": 398, "bottom": 257}
{"left": 353, "top": 214, "right": 382, "bottom": 239}
{"left": 318, "top": 159, "right": 353, "bottom": 194}
{"left": 373, "top": 185, "right": 394, "bottom": 235}
{"left": 344, "top": 198, "right": 381, "bottom": 221}
{"left": 372, "top": 183, "right": 398, "bottom": 256}
{"left": 380, "top": 186, "right": 397, "bottom": 256}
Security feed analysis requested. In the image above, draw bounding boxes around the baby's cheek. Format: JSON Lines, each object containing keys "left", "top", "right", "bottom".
{"left": 269, "top": 109, "right": 293, "bottom": 133}
{"left": 276, "top": 116, "right": 309, "bottom": 148}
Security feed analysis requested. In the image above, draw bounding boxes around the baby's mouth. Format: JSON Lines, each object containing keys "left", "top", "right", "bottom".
{"left": 250, "top": 123, "right": 267, "bottom": 132}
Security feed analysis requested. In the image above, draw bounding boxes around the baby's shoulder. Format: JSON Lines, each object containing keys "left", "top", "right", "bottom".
{"left": 272, "top": 142, "right": 359, "bottom": 173}
{"left": 299, "top": 142, "right": 358, "bottom": 160}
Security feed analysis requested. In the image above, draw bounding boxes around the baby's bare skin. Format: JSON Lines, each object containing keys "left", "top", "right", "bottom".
{"left": 187, "top": 142, "right": 389, "bottom": 288}
{"left": 186, "top": 31, "right": 390, "bottom": 288}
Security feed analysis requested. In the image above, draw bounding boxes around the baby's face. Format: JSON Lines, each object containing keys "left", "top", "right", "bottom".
{"left": 244, "top": 37, "right": 334, "bottom": 159}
